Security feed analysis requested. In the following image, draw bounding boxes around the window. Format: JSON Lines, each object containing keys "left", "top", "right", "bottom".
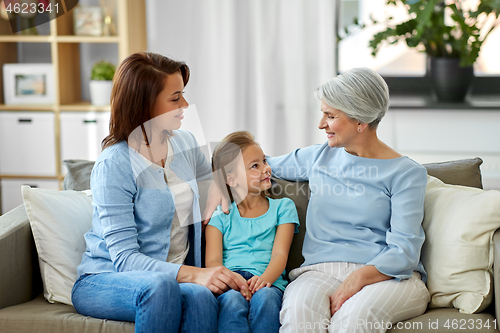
{"left": 337, "top": 0, "right": 500, "bottom": 94}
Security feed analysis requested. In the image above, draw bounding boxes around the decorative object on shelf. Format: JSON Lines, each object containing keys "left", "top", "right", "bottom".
{"left": 99, "top": 0, "right": 116, "bottom": 36}
{"left": 0, "top": 0, "right": 9, "bottom": 20}
{"left": 73, "top": 5, "right": 103, "bottom": 36}
{"left": 1, "top": 0, "right": 50, "bottom": 35}
{"left": 366, "top": 0, "right": 500, "bottom": 102}
{"left": 89, "top": 60, "right": 115, "bottom": 106}
{"left": 3, "top": 63, "right": 54, "bottom": 105}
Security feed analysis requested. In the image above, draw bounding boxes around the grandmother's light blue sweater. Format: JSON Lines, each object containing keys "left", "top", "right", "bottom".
{"left": 268, "top": 143, "right": 428, "bottom": 282}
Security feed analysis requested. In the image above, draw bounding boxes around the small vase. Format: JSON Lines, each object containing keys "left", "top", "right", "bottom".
{"left": 89, "top": 80, "right": 112, "bottom": 106}
{"left": 20, "top": 17, "right": 39, "bottom": 35}
{"left": 429, "top": 57, "right": 474, "bottom": 102}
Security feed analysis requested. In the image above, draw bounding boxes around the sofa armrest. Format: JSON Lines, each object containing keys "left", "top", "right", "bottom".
{"left": 0, "top": 205, "right": 39, "bottom": 310}
{"left": 493, "top": 228, "right": 500, "bottom": 326}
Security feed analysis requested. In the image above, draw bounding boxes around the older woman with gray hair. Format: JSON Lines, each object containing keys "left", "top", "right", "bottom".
{"left": 267, "top": 68, "right": 430, "bottom": 333}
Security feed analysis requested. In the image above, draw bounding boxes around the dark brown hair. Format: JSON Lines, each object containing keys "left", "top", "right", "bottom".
{"left": 212, "top": 131, "right": 269, "bottom": 203}
{"left": 102, "top": 52, "right": 190, "bottom": 149}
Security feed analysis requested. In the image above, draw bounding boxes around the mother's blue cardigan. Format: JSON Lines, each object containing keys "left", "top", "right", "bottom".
{"left": 77, "top": 130, "right": 211, "bottom": 279}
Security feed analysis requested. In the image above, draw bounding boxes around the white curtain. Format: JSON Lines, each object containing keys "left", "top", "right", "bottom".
{"left": 146, "top": 0, "right": 337, "bottom": 156}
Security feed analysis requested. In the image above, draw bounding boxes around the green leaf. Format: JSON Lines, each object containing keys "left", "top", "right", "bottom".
{"left": 364, "top": 0, "right": 500, "bottom": 66}
{"left": 91, "top": 61, "right": 116, "bottom": 81}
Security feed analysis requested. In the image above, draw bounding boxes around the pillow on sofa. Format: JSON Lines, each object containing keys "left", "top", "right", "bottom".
{"left": 421, "top": 176, "right": 500, "bottom": 314}
{"left": 21, "top": 186, "right": 93, "bottom": 305}
{"left": 62, "top": 159, "right": 95, "bottom": 191}
{"left": 423, "top": 157, "right": 483, "bottom": 189}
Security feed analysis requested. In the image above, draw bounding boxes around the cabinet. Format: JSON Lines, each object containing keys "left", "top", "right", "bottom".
{"left": 377, "top": 109, "right": 500, "bottom": 190}
{"left": 60, "top": 112, "right": 111, "bottom": 172}
{"left": 0, "top": 112, "right": 56, "bottom": 175}
{"left": 0, "top": 0, "right": 147, "bottom": 214}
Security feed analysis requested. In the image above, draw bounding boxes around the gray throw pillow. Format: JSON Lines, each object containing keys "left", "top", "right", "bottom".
{"left": 62, "top": 160, "right": 95, "bottom": 191}
{"left": 423, "top": 157, "right": 483, "bottom": 189}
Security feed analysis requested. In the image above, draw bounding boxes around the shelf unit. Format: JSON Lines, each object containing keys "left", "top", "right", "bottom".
{"left": 0, "top": 0, "right": 147, "bottom": 213}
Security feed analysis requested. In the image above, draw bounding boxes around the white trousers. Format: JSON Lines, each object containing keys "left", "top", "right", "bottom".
{"left": 279, "top": 262, "right": 430, "bottom": 333}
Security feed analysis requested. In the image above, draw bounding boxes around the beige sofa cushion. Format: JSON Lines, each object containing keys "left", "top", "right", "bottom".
{"left": 386, "top": 308, "right": 497, "bottom": 333}
{"left": 0, "top": 294, "right": 134, "bottom": 333}
{"left": 422, "top": 176, "right": 500, "bottom": 314}
{"left": 21, "top": 187, "right": 93, "bottom": 305}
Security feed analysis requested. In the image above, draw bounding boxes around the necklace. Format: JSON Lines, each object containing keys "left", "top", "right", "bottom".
{"left": 344, "top": 148, "right": 358, "bottom": 156}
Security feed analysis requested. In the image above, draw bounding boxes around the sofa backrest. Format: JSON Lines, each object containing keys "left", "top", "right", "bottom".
{"left": 62, "top": 157, "right": 484, "bottom": 274}
{"left": 0, "top": 205, "right": 43, "bottom": 310}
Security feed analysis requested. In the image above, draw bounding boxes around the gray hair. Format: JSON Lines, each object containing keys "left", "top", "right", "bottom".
{"left": 315, "top": 67, "right": 389, "bottom": 128}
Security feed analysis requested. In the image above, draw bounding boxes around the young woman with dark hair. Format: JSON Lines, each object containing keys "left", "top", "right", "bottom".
{"left": 71, "top": 52, "right": 249, "bottom": 333}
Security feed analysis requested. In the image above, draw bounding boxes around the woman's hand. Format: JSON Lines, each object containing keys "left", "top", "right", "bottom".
{"left": 248, "top": 275, "right": 271, "bottom": 294}
{"left": 201, "top": 181, "right": 229, "bottom": 228}
{"left": 329, "top": 272, "right": 364, "bottom": 316}
{"left": 330, "top": 265, "right": 392, "bottom": 316}
{"left": 177, "top": 265, "right": 251, "bottom": 300}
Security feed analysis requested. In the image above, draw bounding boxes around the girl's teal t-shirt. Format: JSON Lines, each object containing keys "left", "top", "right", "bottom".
{"left": 208, "top": 197, "right": 299, "bottom": 291}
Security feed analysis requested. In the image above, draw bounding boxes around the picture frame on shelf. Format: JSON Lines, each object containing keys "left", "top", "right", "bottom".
{"left": 73, "top": 6, "right": 103, "bottom": 36}
{"left": 3, "top": 64, "right": 55, "bottom": 105}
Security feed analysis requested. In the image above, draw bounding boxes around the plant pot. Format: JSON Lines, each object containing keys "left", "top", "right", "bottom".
{"left": 89, "top": 80, "right": 112, "bottom": 106}
{"left": 429, "top": 57, "right": 474, "bottom": 102}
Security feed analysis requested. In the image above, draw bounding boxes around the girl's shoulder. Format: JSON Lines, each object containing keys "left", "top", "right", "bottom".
{"left": 268, "top": 197, "right": 300, "bottom": 229}
{"left": 268, "top": 197, "right": 297, "bottom": 212}
{"left": 209, "top": 202, "right": 238, "bottom": 224}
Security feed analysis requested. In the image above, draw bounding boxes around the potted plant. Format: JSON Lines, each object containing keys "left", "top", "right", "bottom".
{"left": 368, "top": 0, "right": 500, "bottom": 102}
{"left": 89, "top": 60, "right": 115, "bottom": 106}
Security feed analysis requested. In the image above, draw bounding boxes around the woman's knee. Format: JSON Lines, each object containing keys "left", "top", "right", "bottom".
{"left": 138, "top": 272, "right": 181, "bottom": 304}
{"left": 281, "top": 283, "right": 322, "bottom": 313}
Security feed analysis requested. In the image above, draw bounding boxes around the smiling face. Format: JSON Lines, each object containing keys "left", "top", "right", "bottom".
{"left": 318, "top": 100, "right": 360, "bottom": 148}
{"left": 152, "top": 71, "right": 189, "bottom": 131}
{"left": 228, "top": 144, "right": 272, "bottom": 197}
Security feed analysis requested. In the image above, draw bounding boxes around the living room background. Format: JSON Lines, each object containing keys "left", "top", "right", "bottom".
{"left": 1, "top": 0, "right": 499, "bottom": 215}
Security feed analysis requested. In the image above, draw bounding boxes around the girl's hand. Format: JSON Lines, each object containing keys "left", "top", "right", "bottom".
{"left": 248, "top": 275, "right": 271, "bottom": 293}
{"left": 202, "top": 181, "right": 229, "bottom": 228}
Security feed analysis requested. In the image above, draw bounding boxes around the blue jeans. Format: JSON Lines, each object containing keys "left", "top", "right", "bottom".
{"left": 71, "top": 271, "right": 218, "bottom": 333}
{"left": 217, "top": 270, "right": 284, "bottom": 333}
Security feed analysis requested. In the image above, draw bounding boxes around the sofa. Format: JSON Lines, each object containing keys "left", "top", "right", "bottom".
{"left": 0, "top": 157, "right": 499, "bottom": 333}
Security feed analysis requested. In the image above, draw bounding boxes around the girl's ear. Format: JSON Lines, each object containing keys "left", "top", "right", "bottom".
{"left": 226, "top": 173, "right": 237, "bottom": 187}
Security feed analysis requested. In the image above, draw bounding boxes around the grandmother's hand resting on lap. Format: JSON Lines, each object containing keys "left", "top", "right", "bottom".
{"left": 330, "top": 265, "right": 392, "bottom": 316}
{"left": 330, "top": 271, "right": 365, "bottom": 316}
